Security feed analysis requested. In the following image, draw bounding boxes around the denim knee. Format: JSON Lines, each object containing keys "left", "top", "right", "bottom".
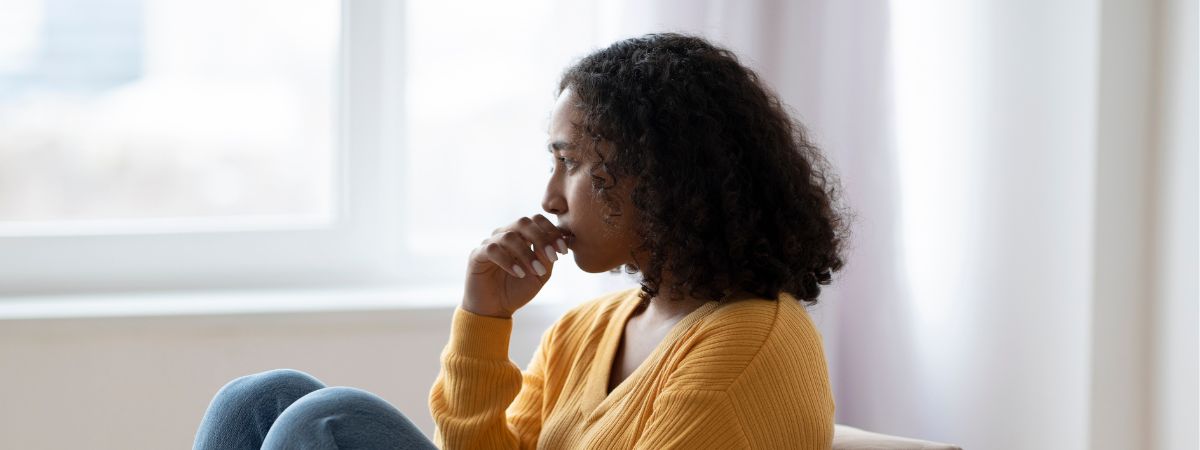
{"left": 263, "top": 387, "right": 435, "bottom": 450}
{"left": 195, "top": 369, "right": 327, "bottom": 450}
{"left": 269, "top": 386, "right": 402, "bottom": 427}
{"left": 221, "top": 369, "right": 326, "bottom": 399}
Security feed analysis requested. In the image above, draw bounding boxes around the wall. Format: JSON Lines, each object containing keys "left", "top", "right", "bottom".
{"left": 0, "top": 304, "right": 562, "bottom": 449}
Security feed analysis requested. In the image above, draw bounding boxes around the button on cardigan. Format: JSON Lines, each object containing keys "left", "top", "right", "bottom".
{"left": 429, "top": 287, "right": 834, "bottom": 449}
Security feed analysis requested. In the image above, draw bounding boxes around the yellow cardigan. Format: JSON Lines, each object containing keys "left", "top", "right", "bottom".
{"left": 429, "top": 287, "right": 834, "bottom": 449}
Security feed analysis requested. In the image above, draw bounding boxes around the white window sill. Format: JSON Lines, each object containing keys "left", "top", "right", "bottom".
{"left": 0, "top": 268, "right": 638, "bottom": 321}
{"left": 0, "top": 285, "right": 467, "bottom": 321}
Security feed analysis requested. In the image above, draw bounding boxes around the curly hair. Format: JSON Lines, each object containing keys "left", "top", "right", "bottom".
{"left": 558, "top": 33, "right": 849, "bottom": 305}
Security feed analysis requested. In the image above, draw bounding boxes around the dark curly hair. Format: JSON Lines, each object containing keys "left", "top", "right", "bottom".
{"left": 558, "top": 33, "right": 849, "bottom": 305}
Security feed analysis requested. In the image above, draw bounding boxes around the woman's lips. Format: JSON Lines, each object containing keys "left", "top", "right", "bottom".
{"left": 556, "top": 226, "right": 576, "bottom": 247}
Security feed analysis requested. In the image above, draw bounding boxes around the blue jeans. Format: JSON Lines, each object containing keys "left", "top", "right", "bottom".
{"left": 193, "top": 369, "right": 437, "bottom": 450}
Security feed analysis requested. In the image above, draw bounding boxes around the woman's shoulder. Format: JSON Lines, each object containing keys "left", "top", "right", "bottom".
{"left": 676, "top": 294, "right": 835, "bottom": 443}
{"left": 698, "top": 291, "right": 817, "bottom": 338}
{"left": 673, "top": 292, "right": 827, "bottom": 388}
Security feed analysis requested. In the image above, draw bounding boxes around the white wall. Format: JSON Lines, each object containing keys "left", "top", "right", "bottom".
{"left": 0, "top": 304, "right": 562, "bottom": 450}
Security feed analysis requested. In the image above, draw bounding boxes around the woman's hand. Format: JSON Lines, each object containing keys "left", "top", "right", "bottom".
{"left": 463, "top": 214, "right": 570, "bottom": 318}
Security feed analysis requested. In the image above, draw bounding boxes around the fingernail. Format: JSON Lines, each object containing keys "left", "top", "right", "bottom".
{"left": 511, "top": 265, "right": 526, "bottom": 278}
{"left": 544, "top": 245, "right": 558, "bottom": 262}
{"left": 531, "top": 260, "right": 547, "bottom": 277}
{"left": 556, "top": 238, "right": 568, "bottom": 254}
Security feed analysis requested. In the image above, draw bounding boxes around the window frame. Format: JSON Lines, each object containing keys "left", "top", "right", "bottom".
{"left": 0, "top": 0, "right": 418, "bottom": 295}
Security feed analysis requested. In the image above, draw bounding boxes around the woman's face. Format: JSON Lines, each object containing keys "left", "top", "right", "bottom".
{"left": 541, "top": 88, "right": 640, "bottom": 273}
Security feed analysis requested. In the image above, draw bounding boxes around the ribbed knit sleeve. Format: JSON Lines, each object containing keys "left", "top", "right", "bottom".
{"left": 429, "top": 307, "right": 544, "bottom": 450}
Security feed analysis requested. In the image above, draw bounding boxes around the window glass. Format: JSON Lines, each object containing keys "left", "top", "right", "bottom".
{"left": 0, "top": 0, "right": 339, "bottom": 227}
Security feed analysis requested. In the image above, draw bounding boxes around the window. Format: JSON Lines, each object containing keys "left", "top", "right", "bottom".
{"left": 0, "top": 0, "right": 635, "bottom": 298}
{"left": 0, "top": 0, "right": 338, "bottom": 228}
{"left": 0, "top": 0, "right": 400, "bottom": 295}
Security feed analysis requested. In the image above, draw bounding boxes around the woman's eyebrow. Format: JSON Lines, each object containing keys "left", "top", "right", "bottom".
{"left": 547, "top": 141, "right": 572, "bottom": 153}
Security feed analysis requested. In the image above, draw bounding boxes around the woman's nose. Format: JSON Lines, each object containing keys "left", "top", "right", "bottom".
{"left": 542, "top": 184, "right": 565, "bottom": 215}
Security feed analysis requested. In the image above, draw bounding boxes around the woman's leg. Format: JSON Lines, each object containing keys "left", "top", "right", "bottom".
{"left": 261, "top": 386, "right": 437, "bottom": 450}
{"left": 194, "top": 368, "right": 326, "bottom": 450}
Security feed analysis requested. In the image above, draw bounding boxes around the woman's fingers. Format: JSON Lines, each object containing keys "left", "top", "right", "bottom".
{"left": 511, "top": 216, "right": 566, "bottom": 275}
{"left": 530, "top": 214, "right": 568, "bottom": 255}
{"left": 498, "top": 230, "right": 550, "bottom": 278}
{"left": 517, "top": 214, "right": 567, "bottom": 260}
{"left": 481, "top": 214, "right": 567, "bottom": 279}
{"left": 475, "top": 240, "right": 527, "bottom": 278}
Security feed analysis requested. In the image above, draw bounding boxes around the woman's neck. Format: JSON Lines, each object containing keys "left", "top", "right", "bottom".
{"left": 626, "top": 256, "right": 717, "bottom": 322}
{"left": 640, "top": 286, "right": 710, "bottom": 323}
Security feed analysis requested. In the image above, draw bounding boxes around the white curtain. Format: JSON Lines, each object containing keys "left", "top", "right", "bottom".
{"left": 592, "top": 1, "right": 1198, "bottom": 449}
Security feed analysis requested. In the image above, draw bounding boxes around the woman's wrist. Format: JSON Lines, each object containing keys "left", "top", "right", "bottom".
{"left": 461, "top": 297, "right": 513, "bottom": 319}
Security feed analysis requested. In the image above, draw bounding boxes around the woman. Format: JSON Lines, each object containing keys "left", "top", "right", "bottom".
{"left": 194, "top": 33, "right": 847, "bottom": 450}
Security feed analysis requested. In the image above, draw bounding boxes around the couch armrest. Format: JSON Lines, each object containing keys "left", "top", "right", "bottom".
{"left": 833, "top": 424, "right": 962, "bottom": 450}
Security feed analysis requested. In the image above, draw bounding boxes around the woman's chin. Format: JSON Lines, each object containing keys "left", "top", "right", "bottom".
{"left": 571, "top": 254, "right": 611, "bottom": 274}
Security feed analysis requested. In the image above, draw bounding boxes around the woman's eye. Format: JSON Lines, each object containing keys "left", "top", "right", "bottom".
{"left": 548, "top": 155, "right": 580, "bottom": 174}
{"left": 557, "top": 157, "right": 578, "bottom": 170}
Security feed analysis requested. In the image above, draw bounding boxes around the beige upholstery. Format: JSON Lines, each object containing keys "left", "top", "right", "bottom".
{"left": 833, "top": 424, "right": 962, "bottom": 450}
